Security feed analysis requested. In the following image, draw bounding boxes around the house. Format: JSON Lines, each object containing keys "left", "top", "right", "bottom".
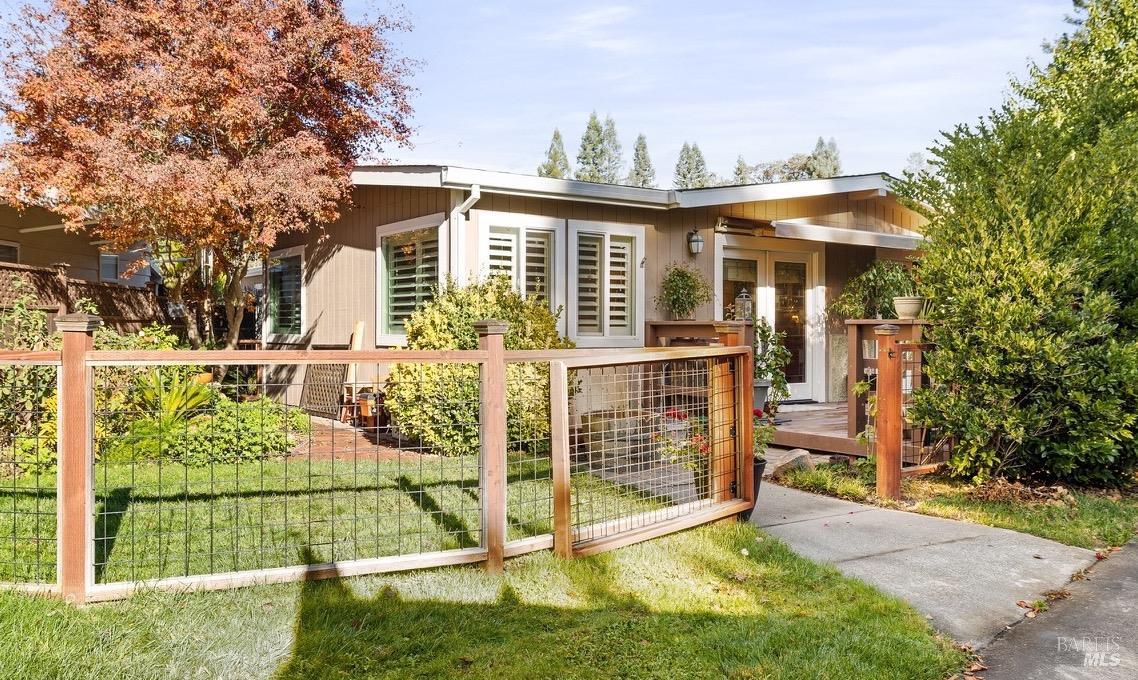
{"left": 264, "top": 166, "right": 923, "bottom": 404}
{"left": 0, "top": 202, "right": 161, "bottom": 331}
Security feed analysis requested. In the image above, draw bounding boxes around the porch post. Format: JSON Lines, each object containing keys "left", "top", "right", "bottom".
{"left": 56, "top": 313, "right": 101, "bottom": 603}
{"left": 476, "top": 320, "right": 508, "bottom": 573}
{"left": 874, "top": 324, "right": 902, "bottom": 500}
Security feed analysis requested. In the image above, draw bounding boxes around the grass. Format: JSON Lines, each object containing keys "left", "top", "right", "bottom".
{"left": 1, "top": 453, "right": 659, "bottom": 584}
{"left": 779, "top": 463, "right": 1138, "bottom": 550}
{"left": 0, "top": 521, "right": 966, "bottom": 679}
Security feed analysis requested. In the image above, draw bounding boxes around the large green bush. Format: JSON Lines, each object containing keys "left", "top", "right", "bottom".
{"left": 384, "top": 276, "right": 574, "bottom": 456}
{"left": 897, "top": 1, "right": 1138, "bottom": 485}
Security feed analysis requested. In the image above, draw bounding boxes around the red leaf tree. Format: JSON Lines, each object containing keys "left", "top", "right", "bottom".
{"left": 1, "top": 0, "right": 415, "bottom": 346}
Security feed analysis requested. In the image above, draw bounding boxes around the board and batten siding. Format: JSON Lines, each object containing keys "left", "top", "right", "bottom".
{"left": 270, "top": 185, "right": 451, "bottom": 348}
{"left": 0, "top": 204, "right": 109, "bottom": 282}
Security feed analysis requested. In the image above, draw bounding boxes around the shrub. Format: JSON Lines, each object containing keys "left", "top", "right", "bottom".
{"left": 108, "top": 395, "right": 309, "bottom": 465}
{"left": 826, "top": 260, "right": 915, "bottom": 321}
{"left": 384, "top": 276, "right": 574, "bottom": 456}
{"left": 895, "top": 2, "right": 1138, "bottom": 486}
{"left": 655, "top": 262, "right": 712, "bottom": 319}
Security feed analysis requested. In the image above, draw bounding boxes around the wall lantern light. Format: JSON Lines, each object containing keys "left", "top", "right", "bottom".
{"left": 734, "top": 287, "right": 754, "bottom": 321}
{"left": 687, "top": 228, "right": 704, "bottom": 256}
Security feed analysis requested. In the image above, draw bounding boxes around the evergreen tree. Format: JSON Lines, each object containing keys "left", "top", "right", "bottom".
{"left": 537, "top": 128, "right": 570, "bottom": 178}
{"left": 731, "top": 155, "right": 753, "bottom": 185}
{"left": 673, "top": 142, "right": 710, "bottom": 189}
{"left": 806, "top": 136, "right": 841, "bottom": 178}
{"left": 626, "top": 133, "right": 656, "bottom": 187}
{"left": 574, "top": 112, "right": 606, "bottom": 183}
{"left": 600, "top": 115, "right": 624, "bottom": 183}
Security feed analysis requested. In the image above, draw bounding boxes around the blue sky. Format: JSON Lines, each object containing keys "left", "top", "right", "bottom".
{"left": 362, "top": 0, "right": 1075, "bottom": 181}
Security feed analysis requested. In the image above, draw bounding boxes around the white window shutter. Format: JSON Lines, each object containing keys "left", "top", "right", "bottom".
{"left": 524, "top": 231, "right": 553, "bottom": 302}
{"left": 607, "top": 236, "right": 635, "bottom": 335}
{"left": 576, "top": 234, "right": 603, "bottom": 334}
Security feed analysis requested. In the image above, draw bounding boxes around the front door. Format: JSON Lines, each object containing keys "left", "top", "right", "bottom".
{"left": 721, "top": 249, "right": 819, "bottom": 401}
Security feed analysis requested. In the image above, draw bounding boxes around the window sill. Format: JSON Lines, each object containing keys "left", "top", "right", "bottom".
{"left": 375, "top": 333, "right": 408, "bottom": 348}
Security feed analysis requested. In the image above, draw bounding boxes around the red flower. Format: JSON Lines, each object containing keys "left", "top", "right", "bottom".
{"left": 753, "top": 408, "right": 764, "bottom": 418}
{"left": 665, "top": 408, "right": 689, "bottom": 421}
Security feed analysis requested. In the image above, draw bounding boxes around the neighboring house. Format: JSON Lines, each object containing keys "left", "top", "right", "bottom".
{"left": 265, "top": 166, "right": 923, "bottom": 404}
{"left": 0, "top": 202, "right": 163, "bottom": 331}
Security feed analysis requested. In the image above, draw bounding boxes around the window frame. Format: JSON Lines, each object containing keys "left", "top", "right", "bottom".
{"left": 261, "top": 244, "right": 307, "bottom": 344}
{"left": 0, "top": 240, "right": 20, "bottom": 265}
{"left": 375, "top": 212, "right": 448, "bottom": 347}
{"left": 567, "top": 220, "right": 646, "bottom": 348}
{"left": 474, "top": 210, "right": 566, "bottom": 334}
{"left": 99, "top": 253, "right": 120, "bottom": 282}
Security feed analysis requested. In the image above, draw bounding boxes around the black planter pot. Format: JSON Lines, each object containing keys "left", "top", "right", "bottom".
{"left": 739, "top": 458, "right": 767, "bottom": 521}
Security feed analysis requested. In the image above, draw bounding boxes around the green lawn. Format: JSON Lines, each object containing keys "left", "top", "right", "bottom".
{"left": 1, "top": 453, "right": 659, "bottom": 584}
{"left": 779, "top": 463, "right": 1138, "bottom": 550}
{"left": 0, "top": 521, "right": 965, "bottom": 679}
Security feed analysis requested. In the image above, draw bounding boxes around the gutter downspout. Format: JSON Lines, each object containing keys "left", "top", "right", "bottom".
{"left": 450, "top": 184, "right": 481, "bottom": 284}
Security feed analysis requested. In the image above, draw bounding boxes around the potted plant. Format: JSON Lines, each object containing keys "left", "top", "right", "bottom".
{"left": 826, "top": 260, "right": 919, "bottom": 320}
{"left": 740, "top": 407, "right": 775, "bottom": 520}
{"left": 655, "top": 262, "right": 712, "bottom": 320}
{"left": 753, "top": 317, "right": 790, "bottom": 412}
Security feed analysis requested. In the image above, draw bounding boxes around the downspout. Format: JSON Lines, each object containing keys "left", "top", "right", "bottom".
{"left": 449, "top": 184, "right": 481, "bottom": 283}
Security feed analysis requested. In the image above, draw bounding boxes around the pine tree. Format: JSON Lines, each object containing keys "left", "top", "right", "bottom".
{"left": 807, "top": 136, "right": 841, "bottom": 178}
{"left": 731, "top": 155, "right": 753, "bottom": 185}
{"left": 537, "top": 128, "right": 570, "bottom": 178}
{"left": 626, "top": 133, "right": 656, "bottom": 187}
{"left": 674, "top": 142, "right": 710, "bottom": 189}
{"left": 575, "top": 112, "right": 606, "bottom": 183}
{"left": 599, "top": 115, "right": 624, "bottom": 183}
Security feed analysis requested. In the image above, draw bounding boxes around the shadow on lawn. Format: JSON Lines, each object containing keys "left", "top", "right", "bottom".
{"left": 271, "top": 550, "right": 739, "bottom": 679}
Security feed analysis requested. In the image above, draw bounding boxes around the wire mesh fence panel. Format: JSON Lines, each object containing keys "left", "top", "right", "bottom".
{"left": 899, "top": 344, "right": 952, "bottom": 466}
{"left": 567, "top": 357, "right": 740, "bottom": 547}
{"left": 0, "top": 361, "right": 59, "bottom": 585}
{"left": 90, "top": 359, "right": 484, "bottom": 584}
{"left": 504, "top": 361, "right": 554, "bottom": 541}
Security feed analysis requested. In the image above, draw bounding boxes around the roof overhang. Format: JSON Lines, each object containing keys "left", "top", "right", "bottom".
{"left": 677, "top": 173, "right": 893, "bottom": 208}
{"left": 349, "top": 166, "right": 903, "bottom": 212}
{"left": 771, "top": 219, "right": 922, "bottom": 251}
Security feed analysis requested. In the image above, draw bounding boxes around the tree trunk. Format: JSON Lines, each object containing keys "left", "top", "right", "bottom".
{"left": 167, "top": 282, "right": 202, "bottom": 349}
{"left": 222, "top": 261, "right": 250, "bottom": 349}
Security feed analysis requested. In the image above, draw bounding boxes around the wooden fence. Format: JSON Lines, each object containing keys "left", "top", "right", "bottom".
{"left": 0, "top": 316, "right": 754, "bottom": 604}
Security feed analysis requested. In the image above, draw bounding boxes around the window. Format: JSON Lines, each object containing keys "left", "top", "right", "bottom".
{"left": 99, "top": 253, "right": 119, "bottom": 281}
{"left": 569, "top": 221, "right": 644, "bottom": 346}
{"left": 376, "top": 213, "right": 446, "bottom": 344}
{"left": 0, "top": 241, "right": 19, "bottom": 264}
{"left": 488, "top": 226, "right": 555, "bottom": 304}
{"left": 266, "top": 246, "right": 304, "bottom": 337}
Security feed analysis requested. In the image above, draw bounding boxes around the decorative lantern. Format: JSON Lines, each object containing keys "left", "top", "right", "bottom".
{"left": 734, "top": 287, "right": 754, "bottom": 321}
{"left": 687, "top": 228, "right": 704, "bottom": 256}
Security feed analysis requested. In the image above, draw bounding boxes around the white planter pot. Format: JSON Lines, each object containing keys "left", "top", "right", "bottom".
{"left": 893, "top": 296, "right": 924, "bottom": 320}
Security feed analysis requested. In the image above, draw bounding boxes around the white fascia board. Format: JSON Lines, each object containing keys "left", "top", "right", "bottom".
{"left": 350, "top": 165, "right": 444, "bottom": 187}
{"left": 440, "top": 166, "right": 674, "bottom": 210}
{"left": 772, "top": 220, "right": 923, "bottom": 251}
{"left": 677, "top": 174, "right": 892, "bottom": 208}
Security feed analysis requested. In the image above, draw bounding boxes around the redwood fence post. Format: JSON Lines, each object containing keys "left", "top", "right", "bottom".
{"left": 549, "top": 360, "right": 572, "bottom": 558}
{"left": 874, "top": 323, "right": 902, "bottom": 500}
{"left": 712, "top": 322, "right": 750, "bottom": 505}
{"left": 56, "top": 313, "right": 101, "bottom": 603}
{"left": 476, "top": 320, "right": 508, "bottom": 573}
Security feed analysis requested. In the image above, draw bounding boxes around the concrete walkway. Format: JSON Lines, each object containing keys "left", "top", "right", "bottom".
{"left": 752, "top": 483, "right": 1098, "bottom": 648}
{"left": 981, "top": 541, "right": 1138, "bottom": 679}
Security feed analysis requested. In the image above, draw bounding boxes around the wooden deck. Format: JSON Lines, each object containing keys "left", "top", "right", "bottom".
{"left": 771, "top": 403, "right": 866, "bottom": 457}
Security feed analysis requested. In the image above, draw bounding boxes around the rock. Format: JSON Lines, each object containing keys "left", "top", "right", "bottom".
{"left": 827, "top": 455, "right": 853, "bottom": 467}
{"left": 771, "top": 449, "right": 815, "bottom": 479}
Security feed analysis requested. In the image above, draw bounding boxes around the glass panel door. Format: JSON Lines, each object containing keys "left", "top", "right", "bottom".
{"left": 773, "top": 260, "right": 807, "bottom": 385}
{"left": 722, "top": 257, "right": 761, "bottom": 320}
